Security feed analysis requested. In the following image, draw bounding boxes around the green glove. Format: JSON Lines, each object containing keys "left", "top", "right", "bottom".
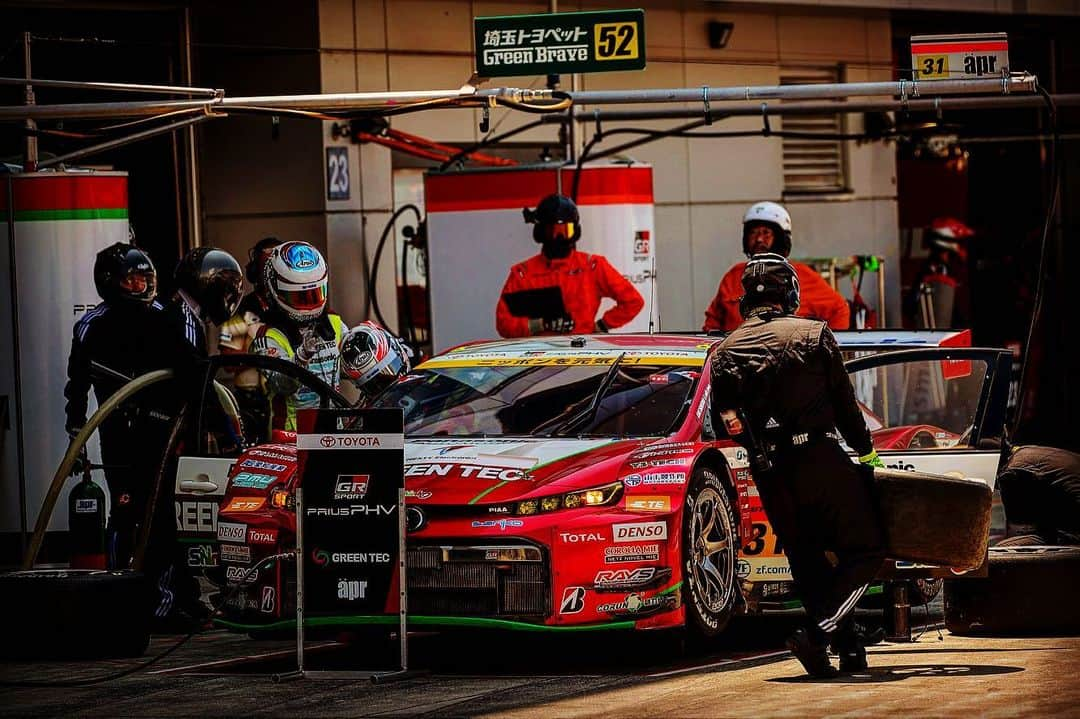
{"left": 859, "top": 449, "right": 885, "bottom": 468}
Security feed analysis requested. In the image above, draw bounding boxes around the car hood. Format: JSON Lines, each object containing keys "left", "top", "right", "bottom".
{"left": 405, "top": 437, "right": 647, "bottom": 505}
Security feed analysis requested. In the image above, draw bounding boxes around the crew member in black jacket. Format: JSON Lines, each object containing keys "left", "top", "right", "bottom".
{"left": 712, "top": 252, "right": 886, "bottom": 677}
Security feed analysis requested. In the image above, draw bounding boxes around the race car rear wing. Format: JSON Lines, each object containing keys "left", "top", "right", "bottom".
{"left": 833, "top": 329, "right": 971, "bottom": 352}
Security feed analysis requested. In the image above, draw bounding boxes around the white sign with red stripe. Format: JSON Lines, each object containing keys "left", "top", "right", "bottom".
{"left": 910, "top": 33, "right": 1009, "bottom": 81}
{"left": 424, "top": 164, "right": 656, "bottom": 352}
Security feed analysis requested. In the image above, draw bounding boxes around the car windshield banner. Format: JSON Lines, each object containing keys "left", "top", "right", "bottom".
{"left": 297, "top": 408, "right": 405, "bottom": 617}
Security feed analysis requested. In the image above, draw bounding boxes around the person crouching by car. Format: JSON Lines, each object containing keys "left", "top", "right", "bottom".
{"left": 496, "top": 193, "right": 644, "bottom": 337}
{"left": 711, "top": 252, "right": 885, "bottom": 677}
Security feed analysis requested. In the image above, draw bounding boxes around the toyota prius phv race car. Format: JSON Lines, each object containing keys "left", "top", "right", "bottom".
{"left": 173, "top": 330, "right": 1010, "bottom": 638}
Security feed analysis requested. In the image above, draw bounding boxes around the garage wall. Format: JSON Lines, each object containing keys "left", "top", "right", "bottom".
{"left": 315, "top": 0, "right": 899, "bottom": 332}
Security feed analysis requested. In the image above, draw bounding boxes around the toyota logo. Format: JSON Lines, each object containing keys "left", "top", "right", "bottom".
{"left": 406, "top": 506, "right": 426, "bottom": 533}
{"left": 320, "top": 436, "right": 336, "bottom": 448}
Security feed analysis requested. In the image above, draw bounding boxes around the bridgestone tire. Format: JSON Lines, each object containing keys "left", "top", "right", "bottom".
{"left": 944, "top": 546, "right": 1080, "bottom": 636}
{"left": 0, "top": 569, "right": 152, "bottom": 659}
{"left": 683, "top": 466, "right": 739, "bottom": 640}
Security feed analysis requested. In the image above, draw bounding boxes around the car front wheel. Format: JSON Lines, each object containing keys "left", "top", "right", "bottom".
{"left": 683, "top": 466, "right": 738, "bottom": 639}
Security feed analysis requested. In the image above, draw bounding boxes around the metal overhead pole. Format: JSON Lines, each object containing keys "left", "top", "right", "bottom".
{"left": 22, "top": 33, "right": 37, "bottom": 172}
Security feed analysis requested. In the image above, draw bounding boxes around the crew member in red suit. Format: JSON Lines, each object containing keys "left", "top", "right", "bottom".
{"left": 496, "top": 193, "right": 644, "bottom": 337}
{"left": 703, "top": 201, "right": 849, "bottom": 332}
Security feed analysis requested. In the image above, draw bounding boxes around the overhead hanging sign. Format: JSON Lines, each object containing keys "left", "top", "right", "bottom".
{"left": 474, "top": 9, "right": 646, "bottom": 77}
{"left": 910, "top": 33, "right": 1009, "bottom": 81}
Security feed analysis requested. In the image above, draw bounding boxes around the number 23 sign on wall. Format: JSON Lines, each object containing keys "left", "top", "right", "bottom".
{"left": 326, "top": 146, "right": 350, "bottom": 201}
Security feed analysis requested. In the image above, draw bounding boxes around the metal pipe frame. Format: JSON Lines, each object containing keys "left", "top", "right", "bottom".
{"left": 544, "top": 93, "right": 1080, "bottom": 123}
{"left": 0, "top": 76, "right": 221, "bottom": 98}
{"left": 0, "top": 74, "right": 1039, "bottom": 123}
{"left": 36, "top": 112, "right": 220, "bottom": 169}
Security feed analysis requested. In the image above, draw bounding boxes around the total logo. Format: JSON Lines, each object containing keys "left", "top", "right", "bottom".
{"left": 334, "top": 474, "right": 369, "bottom": 501}
{"left": 248, "top": 528, "right": 278, "bottom": 545}
{"left": 337, "top": 579, "right": 367, "bottom": 601}
{"left": 559, "top": 532, "right": 607, "bottom": 544}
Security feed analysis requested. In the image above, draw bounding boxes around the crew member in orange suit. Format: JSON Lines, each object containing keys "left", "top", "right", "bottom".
{"left": 703, "top": 201, "right": 849, "bottom": 332}
{"left": 496, "top": 194, "right": 644, "bottom": 337}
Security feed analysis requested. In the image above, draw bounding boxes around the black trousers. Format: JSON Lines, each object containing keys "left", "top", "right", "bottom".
{"left": 756, "top": 439, "right": 885, "bottom": 641}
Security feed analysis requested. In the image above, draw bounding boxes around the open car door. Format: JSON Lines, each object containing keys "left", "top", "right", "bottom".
{"left": 845, "top": 346, "right": 1012, "bottom": 579}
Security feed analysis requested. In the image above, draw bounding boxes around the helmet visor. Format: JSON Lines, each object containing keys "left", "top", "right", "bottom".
{"left": 279, "top": 281, "right": 328, "bottom": 314}
{"left": 119, "top": 270, "right": 157, "bottom": 301}
{"left": 540, "top": 222, "right": 576, "bottom": 242}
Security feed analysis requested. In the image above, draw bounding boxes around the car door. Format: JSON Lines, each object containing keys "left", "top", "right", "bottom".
{"left": 736, "top": 346, "right": 1011, "bottom": 585}
{"left": 844, "top": 347, "right": 1012, "bottom": 488}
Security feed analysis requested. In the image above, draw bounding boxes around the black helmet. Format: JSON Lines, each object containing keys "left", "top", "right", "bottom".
{"left": 174, "top": 247, "right": 244, "bottom": 324}
{"left": 524, "top": 193, "right": 581, "bottom": 245}
{"left": 246, "top": 236, "right": 283, "bottom": 286}
{"left": 93, "top": 242, "right": 157, "bottom": 305}
{"left": 739, "top": 252, "right": 800, "bottom": 318}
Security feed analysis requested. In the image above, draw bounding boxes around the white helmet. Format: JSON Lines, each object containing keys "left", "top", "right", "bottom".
{"left": 264, "top": 241, "right": 329, "bottom": 323}
{"left": 340, "top": 321, "right": 413, "bottom": 396}
{"left": 742, "top": 201, "right": 792, "bottom": 257}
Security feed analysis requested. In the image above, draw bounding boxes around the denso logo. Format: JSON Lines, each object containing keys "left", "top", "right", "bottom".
{"left": 613, "top": 521, "right": 667, "bottom": 542}
{"left": 217, "top": 522, "right": 247, "bottom": 542}
{"left": 559, "top": 532, "right": 607, "bottom": 543}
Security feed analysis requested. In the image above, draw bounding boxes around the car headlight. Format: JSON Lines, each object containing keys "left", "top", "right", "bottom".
{"left": 515, "top": 482, "right": 622, "bottom": 516}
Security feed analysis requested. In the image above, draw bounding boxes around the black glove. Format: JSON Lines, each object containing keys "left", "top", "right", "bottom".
{"left": 529, "top": 316, "right": 575, "bottom": 335}
{"left": 595, "top": 318, "right": 610, "bottom": 333}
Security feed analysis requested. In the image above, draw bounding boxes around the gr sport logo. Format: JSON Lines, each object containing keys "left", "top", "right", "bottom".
{"left": 612, "top": 521, "right": 667, "bottom": 542}
{"left": 334, "top": 474, "right": 369, "bottom": 501}
{"left": 337, "top": 579, "right": 367, "bottom": 601}
{"left": 559, "top": 586, "right": 586, "bottom": 614}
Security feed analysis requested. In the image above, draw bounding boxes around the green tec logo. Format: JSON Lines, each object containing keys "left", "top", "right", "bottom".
{"left": 312, "top": 548, "right": 330, "bottom": 567}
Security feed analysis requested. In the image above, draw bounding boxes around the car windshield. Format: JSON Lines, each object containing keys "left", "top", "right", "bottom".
{"left": 370, "top": 362, "right": 701, "bottom": 437}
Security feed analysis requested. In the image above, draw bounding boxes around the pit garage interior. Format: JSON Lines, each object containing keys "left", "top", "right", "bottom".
{"left": 1, "top": 0, "right": 1080, "bottom": 713}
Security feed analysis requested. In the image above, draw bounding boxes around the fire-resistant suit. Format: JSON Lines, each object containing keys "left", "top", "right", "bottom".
{"left": 495, "top": 250, "right": 644, "bottom": 337}
{"left": 703, "top": 261, "right": 850, "bottom": 332}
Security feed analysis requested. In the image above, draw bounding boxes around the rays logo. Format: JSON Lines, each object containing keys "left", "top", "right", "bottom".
{"left": 312, "top": 549, "right": 330, "bottom": 567}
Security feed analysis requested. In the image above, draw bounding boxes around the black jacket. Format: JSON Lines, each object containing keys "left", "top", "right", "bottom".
{"left": 63, "top": 301, "right": 174, "bottom": 433}
{"left": 711, "top": 310, "right": 873, "bottom": 457}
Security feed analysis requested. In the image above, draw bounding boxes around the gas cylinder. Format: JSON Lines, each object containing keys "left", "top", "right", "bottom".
{"left": 68, "top": 464, "right": 107, "bottom": 569}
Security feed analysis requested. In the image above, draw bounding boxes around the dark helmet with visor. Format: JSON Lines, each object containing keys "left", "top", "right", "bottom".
{"left": 739, "top": 252, "right": 801, "bottom": 318}
{"left": 174, "top": 247, "right": 244, "bottom": 324}
{"left": 94, "top": 242, "right": 158, "bottom": 305}
{"left": 524, "top": 193, "right": 581, "bottom": 245}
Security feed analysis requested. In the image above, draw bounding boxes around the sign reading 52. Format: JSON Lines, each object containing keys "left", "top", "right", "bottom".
{"left": 595, "top": 22, "right": 640, "bottom": 61}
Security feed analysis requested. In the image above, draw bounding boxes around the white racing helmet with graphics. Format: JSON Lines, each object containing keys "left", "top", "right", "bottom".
{"left": 340, "top": 321, "right": 413, "bottom": 396}
{"left": 264, "top": 241, "right": 329, "bottom": 323}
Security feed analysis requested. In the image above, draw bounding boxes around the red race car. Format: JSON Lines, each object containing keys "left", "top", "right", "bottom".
{"left": 174, "top": 330, "right": 1010, "bottom": 637}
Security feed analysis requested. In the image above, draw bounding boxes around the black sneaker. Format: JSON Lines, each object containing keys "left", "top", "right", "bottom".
{"left": 837, "top": 645, "right": 868, "bottom": 673}
{"left": 856, "top": 623, "right": 886, "bottom": 646}
{"left": 786, "top": 629, "right": 840, "bottom": 678}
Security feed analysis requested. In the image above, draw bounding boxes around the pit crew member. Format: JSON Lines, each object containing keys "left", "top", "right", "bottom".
{"left": 711, "top": 252, "right": 885, "bottom": 677}
{"left": 496, "top": 193, "right": 644, "bottom": 337}
{"left": 702, "top": 201, "right": 849, "bottom": 332}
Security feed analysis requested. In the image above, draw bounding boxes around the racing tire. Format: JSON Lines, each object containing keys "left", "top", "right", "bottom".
{"left": 944, "top": 545, "right": 1080, "bottom": 636}
{"left": 683, "top": 465, "right": 739, "bottom": 641}
{"left": 0, "top": 569, "right": 152, "bottom": 659}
